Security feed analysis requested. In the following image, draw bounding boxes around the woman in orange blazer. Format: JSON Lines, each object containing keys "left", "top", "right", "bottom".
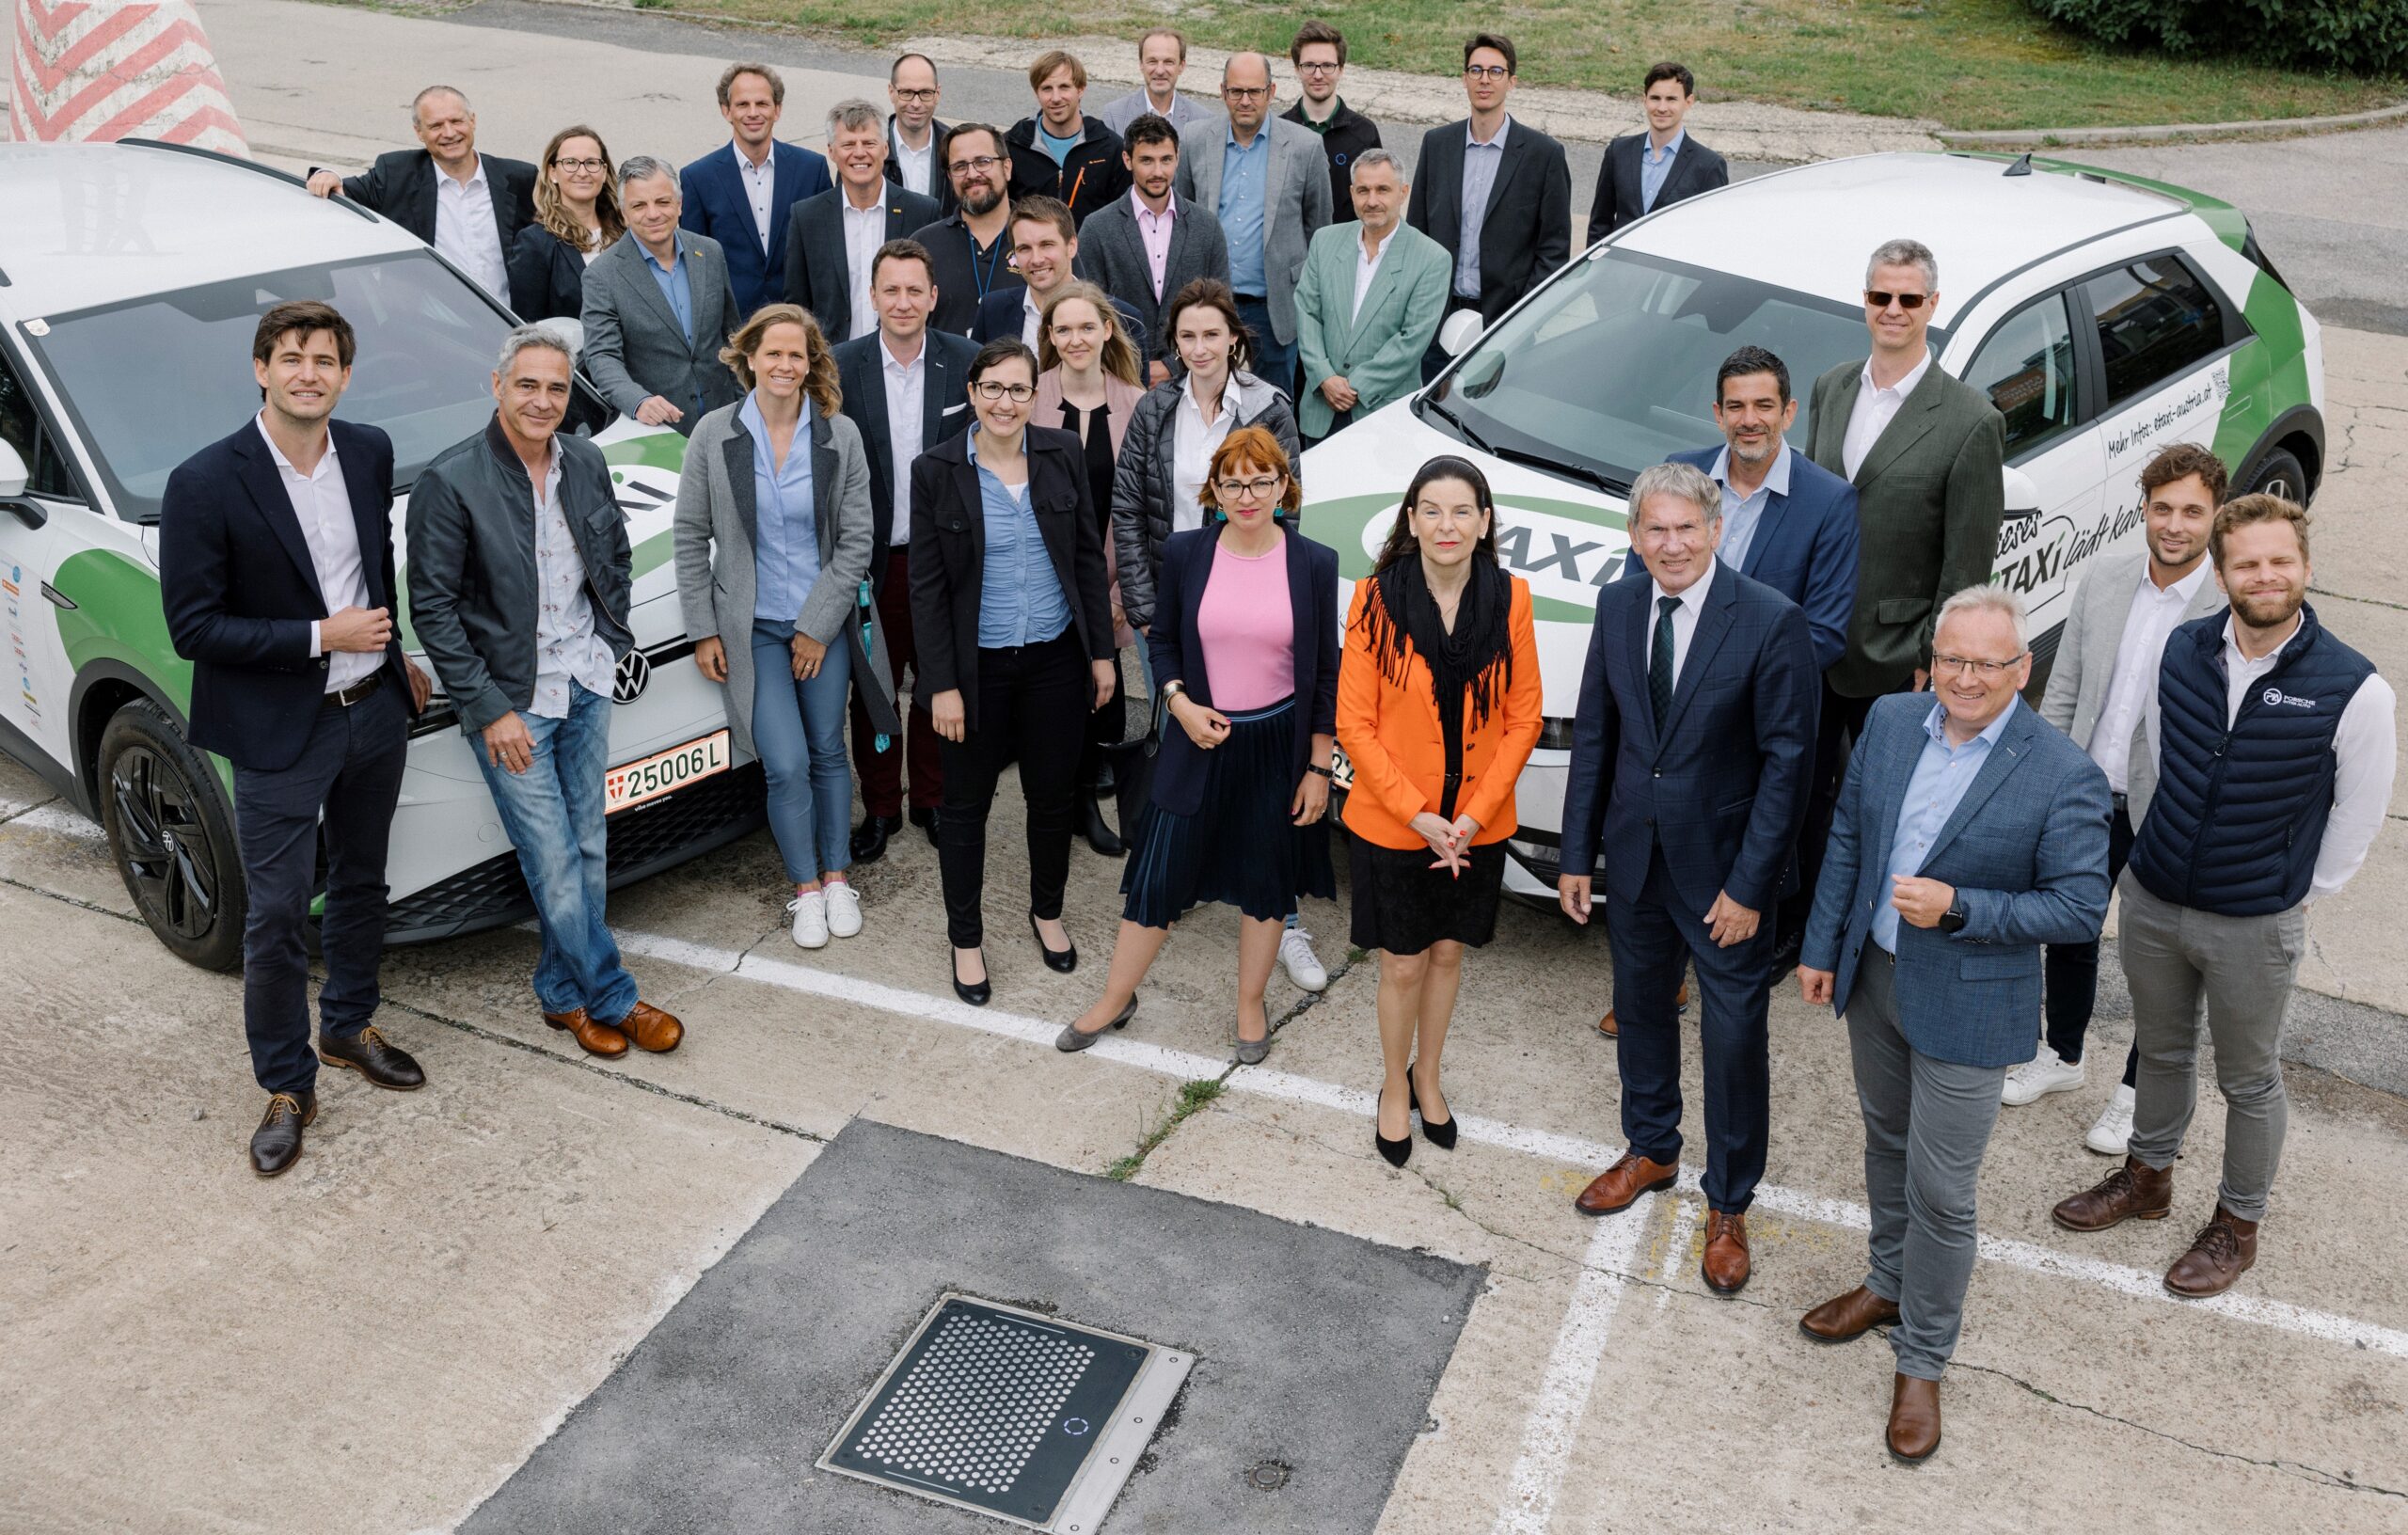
{"left": 1338, "top": 455, "right": 1541, "bottom": 1167}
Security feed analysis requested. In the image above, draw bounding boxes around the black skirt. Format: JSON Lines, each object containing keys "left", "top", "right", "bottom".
{"left": 1348, "top": 835, "right": 1506, "bottom": 955}
{"left": 1121, "top": 698, "right": 1336, "bottom": 926}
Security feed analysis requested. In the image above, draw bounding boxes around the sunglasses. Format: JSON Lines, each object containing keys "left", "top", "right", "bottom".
{"left": 1864, "top": 290, "right": 1931, "bottom": 311}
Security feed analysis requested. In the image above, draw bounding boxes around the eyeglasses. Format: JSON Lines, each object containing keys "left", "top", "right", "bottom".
{"left": 553, "top": 157, "right": 606, "bottom": 173}
{"left": 1213, "top": 475, "right": 1285, "bottom": 500}
{"left": 947, "top": 154, "right": 1005, "bottom": 175}
{"left": 1297, "top": 61, "right": 1341, "bottom": 74}
{"left": 1930, "top": 651, "right": 2027, "bottom": 678}
{"left": 893, "top": 87, "right": 939, "bottom": 103}
{"left": 1464, "top": 64, "right": 1513, "bottom": 82}
{"left": 1864, "top": 290, "right": 1931, "bottom": 311}
{"left": 972, "top": 381, "right": 1036, "bottom": 402}
{"left": 1223, "top": 86, "right": 1270, "bottom": 101}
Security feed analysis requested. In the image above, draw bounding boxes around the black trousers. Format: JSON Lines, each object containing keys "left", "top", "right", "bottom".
{"left": 1780, "top": 680, "right": 1878, "bottom": 947}
{"left": 938, "top": 630, "right": 1089, "bottom": 948}
{"left": 230, "top": 679, "right": 409, "bottom": 1095}
{"left": 2042, "top": 797, "right": 2140, "bottom": 1083}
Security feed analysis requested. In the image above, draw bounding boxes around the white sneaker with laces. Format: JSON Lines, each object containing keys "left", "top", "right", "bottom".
{"left": 787, "top": 890, "right": 830, "bottom": 949}
{"left": 2085, "top": 1082, "right": 2137, "bottom": 1156}
{"left": 2001, "top": 1046, "right": 2084, "bottom": 1106}
{"left": 823, "top": 880, "right": 863, "bottom": 939}
{"left": 1279, "top": 925, "right": 1329, "bottom": 992}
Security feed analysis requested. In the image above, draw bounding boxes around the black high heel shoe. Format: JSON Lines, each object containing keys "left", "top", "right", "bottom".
{"left": 1375, "top": 1080, "right": 1413, "bottom": 1167}
{"left": 1029, "top": 911, "right": 1078, "bottom": 973}
{"left": 953, "top": 948, "right": 991, "bottom": 1007}
{"left": 1408, "top": 1062, "right": 1458, "bottom": 1150}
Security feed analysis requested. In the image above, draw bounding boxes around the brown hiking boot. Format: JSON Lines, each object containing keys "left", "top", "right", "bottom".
{"left": 2051, "top": 1156, "right": 2173, "bottom": 1232}
{"left": 2164, "top": 1206, "right": 2258, "bottom": 1298}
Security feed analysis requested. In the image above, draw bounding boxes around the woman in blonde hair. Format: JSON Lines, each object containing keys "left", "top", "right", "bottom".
{"left": 673, "top": 304, "right": 896, "bottom": 948}
{"left": 508, "top": 125, "right": 626, "bottom": 322}
{"left": 1034, "top": 280, "right": 1147, "bottom": 855}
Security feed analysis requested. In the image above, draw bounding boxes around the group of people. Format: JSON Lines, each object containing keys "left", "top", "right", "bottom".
{"left": 166, "top": 33, "right": 2395, "bottom": 1467}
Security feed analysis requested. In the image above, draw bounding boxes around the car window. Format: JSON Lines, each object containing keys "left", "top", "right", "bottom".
{"left": 1963, "top": 293, "right": 2080, "bottom": 457}
{"left": 2082, "top": 256, "right": 2232, "bottom": 407}
{"left": 0, "top": 345, "right": 80, "bottom": 498}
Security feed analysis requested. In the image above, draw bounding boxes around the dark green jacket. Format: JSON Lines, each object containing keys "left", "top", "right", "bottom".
{"left": 1806, "top": 357, "right": 2005, "bottom": 698}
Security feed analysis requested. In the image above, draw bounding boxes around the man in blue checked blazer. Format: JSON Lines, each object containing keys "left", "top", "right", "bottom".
{"left": 1795, "top": 584, "right": 2110, "bottom": 1464}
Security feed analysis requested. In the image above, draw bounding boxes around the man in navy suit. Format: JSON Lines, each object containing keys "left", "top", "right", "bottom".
{"left": 1584, "top": 61, "right": 1730, "bottom": 245}
{"left": 679, "top": 62, "right": 833, "bottom": 316}
{"left": 1557, "top": 461, "right": 1817, "bottom": 1297}
{"left": 1796, "top": 586, "right": 2110, "bottom": 1462}
{"left": 160, "top": 301, "right": 433, "bottom": 1178}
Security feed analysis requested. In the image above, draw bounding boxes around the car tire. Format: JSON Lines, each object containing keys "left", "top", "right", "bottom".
{"left": 2241, "top": 447, "right": 2309, "bottom": 504}
{"left": 97, "top": 698, "right": 246, "bottom": 972}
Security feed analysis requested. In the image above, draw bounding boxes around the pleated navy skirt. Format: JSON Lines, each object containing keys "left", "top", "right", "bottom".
{"left": 1121, "top": 698, "right": 1336, "bottom": 927}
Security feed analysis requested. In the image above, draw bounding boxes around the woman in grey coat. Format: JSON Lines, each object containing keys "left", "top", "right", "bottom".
{"left": 674, "top": 304, "right": 898, "bottom": 948}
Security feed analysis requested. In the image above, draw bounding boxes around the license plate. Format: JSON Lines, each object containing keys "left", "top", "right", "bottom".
{"left": 605, "top": 729, "right": 729, "bottom": 814}
{"left": 1329, "top": 742, "right": 1355, "bottom": 792}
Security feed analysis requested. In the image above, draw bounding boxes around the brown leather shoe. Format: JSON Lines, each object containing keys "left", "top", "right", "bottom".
{"left": 2052, "top": 1156, "right": 2173, "bottom": 1232}
{"left": 1798, "top": 1284, "right": 1900, "bottom": 1343}
{"left": 617, "top": 1001, "right": 684, "bottom": 1053}
{"left": 2164, "top": 1205, "right": 2258, "bottom": 1298}
{"left": 545, "top": 1006, "right": 629, "bottom": 1058}
{"left": 1701, "top": 1210, "right": 1751, "bottom": 1294}
{"left": 1573, "top": 1150, "right": 1680, "bottom": 1215}
{"left": 1598, "top": 981, "right": 1687, "bottom": 1037}
{"left": 1886, "top": 1373, "right": 1941, "bottom": 1463}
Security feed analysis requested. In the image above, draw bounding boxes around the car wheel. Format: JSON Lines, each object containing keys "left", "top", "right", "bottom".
{"left": 2241, "top": 447, "right": 2308, "bottom": 504}
{"left": 97, "top": 698, "right": 246, "bottom": 971}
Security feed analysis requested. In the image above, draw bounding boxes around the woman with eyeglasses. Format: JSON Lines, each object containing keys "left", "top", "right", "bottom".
{"left": 509, "top": 125, "right": 626, "bottom": 324}
{"left": 1034, "top": 281, "right": 1148, "bottom": 857}
{"left": 1337, "top": 456, "right": 1541, "bottom": 1163}
{"left": 911, "top": 339, "right": 1119, "bottom": 1005}
{"left": 674, "top": 305, "right": 896, "bottom": 948}
{"left": 1059, "top": 426, "right": 1337, "bottom": 1063}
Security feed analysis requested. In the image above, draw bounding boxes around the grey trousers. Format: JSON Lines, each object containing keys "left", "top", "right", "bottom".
{"left": 2119, "top": 874, "right": 2304, "bottom": 1223}
{"left": 1844, "top": 952, "right": 2009, "bottom": 1381}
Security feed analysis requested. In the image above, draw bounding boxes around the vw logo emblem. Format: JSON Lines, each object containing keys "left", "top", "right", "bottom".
{"left": 614, "top": 649, "right": 651, "bottom": 704}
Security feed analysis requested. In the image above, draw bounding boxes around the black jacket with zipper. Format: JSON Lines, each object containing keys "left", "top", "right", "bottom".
{"left": 1004, "top": 116, "right": 1132, "bottom": 228}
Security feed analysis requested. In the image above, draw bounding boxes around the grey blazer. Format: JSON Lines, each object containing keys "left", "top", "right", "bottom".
{"left": 1172, "top": 117, "right": 1334, "bottom": 345}
{"left": 673, "top": 402, "right": 896, "bottom": 761}
{"left": 2036, "top": 546, "right": 2224, "bottom": 824}
{"left": 1073, "top": 193, "right": 1229, "bottom": 366}
{"left": 582, "top": 229, "right": 744, "bottom": 432}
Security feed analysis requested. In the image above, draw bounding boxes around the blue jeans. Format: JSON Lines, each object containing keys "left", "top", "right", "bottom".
{"left": 477, "top": 681, "right": 640, "bottom": 1024}
{"left": 752, "top": 617, "right": 855, "bottom": 884}
{"left": 1232, "top": 294, "right": 1298, "bottom": 402}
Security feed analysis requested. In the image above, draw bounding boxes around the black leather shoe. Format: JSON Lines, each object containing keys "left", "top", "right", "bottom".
{"left": 953, "top": 948, "right": 991, "bottom": 1007}
{"left": 1081, "top": 791, "right": 1126, "bottom": 858}
{"left": 318, "top": 1024, "right": 424, "bottom": 1090}
{"left": 1094, "top": 756, "right": 1118, "bottom": 795}
{"left": 1407, "top": 1064, "right": 1457, "bottom": 1149}
{"left": 850, "top": 813, "right": 902, "bottom": 864}
{"left": 911, "top": 805, "right": 939, "bottom": 847}
{"left": 1030, "top": 911, "right": 1078, "bottom": 973}
{"left": 250, "top": 1089, "right": 318, "bottom": 1177}
{"left": 1769, "top": 927, "right": 1805, "bottom": 970}
{"left": 1375, "top": 1082, "right": 1412, "bottom": 1167}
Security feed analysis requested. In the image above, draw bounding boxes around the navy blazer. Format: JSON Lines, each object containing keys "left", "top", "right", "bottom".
{"left": 1640, "top": 445, "right": 1860, "bottom": 673}
{"left": 159, "top": 419, "right": 416, "bottom": 772}
{"left": 679, "top": 141, "right": 834, "bottom": 317}
{"left": 1584, "top": 131, "right": 1730, "bottom": 247}
{"left": 832, "top": 328, "right": 979, "bottom": 578}
{"left": 1145, "top": 528, "right": 1339, "bottom": 818}
{"left": 1560, "top": 559, "right": 1818, "bottom": 914}
{"left": 970, "top": 287, "right": 1148, "bottom": 347}
{"left": 1802, "top": 694, "right": 2113, "bottom": 1068}
{"left": 505, "top": 222, "right": 592, "bottom": 322}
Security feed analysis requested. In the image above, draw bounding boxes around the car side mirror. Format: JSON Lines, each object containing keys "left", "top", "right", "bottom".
{"left": 0, "top": 439, "right": 28, "bottom": 499}
{"left": 1438, "top": 309, "right": 1484, "bottom": 358}
{"left": 2001, "top": 465, "right": 2040, "bottom": 517}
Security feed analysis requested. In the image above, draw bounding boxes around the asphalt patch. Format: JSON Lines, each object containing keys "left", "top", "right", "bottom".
{"left": 464, "top": 1119, "right": 1482, "bottom": 1533}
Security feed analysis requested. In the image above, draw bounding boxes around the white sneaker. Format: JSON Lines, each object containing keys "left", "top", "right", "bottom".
{"left": 2001, "top": 1047, "right": 2084, "bottom": 1106}
{"left": 787, "top": 890, "right": 830, "bottom": 949}
{"left": 823, "top": 880, "right": 863, "bottom": 939}
{"left": 1279, "top": 925, "right": 1328, "bottom": 992}
{"left": 2085, "top": 1083, "right": 2137, "bottom": 1156}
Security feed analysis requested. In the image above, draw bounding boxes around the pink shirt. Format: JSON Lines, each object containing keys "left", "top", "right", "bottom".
{"left": 1196, "top": 536, "right": 1294, "bottom": 711}
{"left": 1133, "top": 189, "right": 1178, "bottom": 301}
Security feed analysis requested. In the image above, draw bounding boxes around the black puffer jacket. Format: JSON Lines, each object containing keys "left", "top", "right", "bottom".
{"left": 1110, "top": 372, "right": 1303, "bottom": 630}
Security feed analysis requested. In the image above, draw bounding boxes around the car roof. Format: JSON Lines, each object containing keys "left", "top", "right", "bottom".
{"left": 1613, "top": 150, "right": 2197, "bottom": 321}
{"left": 0, "top": 141, "right": 421, "bottom": 317}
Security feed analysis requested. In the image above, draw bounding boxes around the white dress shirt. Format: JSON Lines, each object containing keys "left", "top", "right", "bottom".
{"left": 892, "top": 129, "right": 935, "bottom": 198}
{"left": 256, "top": 416, "right": 378, "bottom": 693}
{"left": 734, "top": 140, "right": 777, "bottom": 253}
{"left": 841, "top": 192, "right": 887, "bottom": 339}
{"left": 1645, "top": 558, "right": 1716, "bottom": 689}
{"left": 1171, "top": 372, "right": 1242, "bottom": 533}
{"left": 2089, "top": 559, "right": 2212, "bottom": 793}
{"left": 433, "top": 158, "right": 509, "bottom": 303}
{"left": 1020, "top": 289, "right": 1047, "bottom": 350}
{"left": 1351, "top": 224, "right": 1395, "bottom": 324}
{"left": 527, "top": 449, "right": 617, "bottom": 718}
{"left": 1841, "top": 348, "right": 1933, "bottom": 481}
{"left": 880, "top": 338, "right": 926, "bottom": 546}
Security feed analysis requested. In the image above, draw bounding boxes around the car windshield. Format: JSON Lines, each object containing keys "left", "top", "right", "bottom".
{"left": 1425, "top": 247, "right": 1889, "bottom": 490}
{"left": 23, "top": 251, "right": 515, "bottom": 522}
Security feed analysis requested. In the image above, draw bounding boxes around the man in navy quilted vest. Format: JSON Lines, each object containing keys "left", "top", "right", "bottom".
{"left": 2051, "top": 494, "right": 2396, "bottom": 1298}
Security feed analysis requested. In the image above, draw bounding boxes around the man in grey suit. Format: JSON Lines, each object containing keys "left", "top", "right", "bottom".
{"left": 1076, "top": 113, "right": 1228, "bottom": 385}
{"left": 1785, "top": 236, "right": 2005, "bottom": 963}
{"left": 582, "top": 157, "right": 743, "bottom": 435}
{"left": 2014, "top": 443, "right": 2227, "bottom": 1152}
{"left": 785, "top": 100, "right": 943, "bottom": 344}
{"left": 1798, "top": 586, "right": 2111, "bottom": 1464}
{"left": 1096, "top": 28, "right": 1218, "bottom": 138}
{"left": 1174, "top": 52, "right": 1334, "bottom": 396}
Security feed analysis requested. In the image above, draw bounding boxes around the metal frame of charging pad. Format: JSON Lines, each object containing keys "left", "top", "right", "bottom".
{"left": 818, "top": 1294, "right": 1194, "bottom": 1533}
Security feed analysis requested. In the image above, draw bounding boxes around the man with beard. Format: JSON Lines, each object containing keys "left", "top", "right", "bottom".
{"left": 912, "top": 122, "right": 1021, "bottom": 336}
{"left": 2050, "top": 494, "right": 2394, "bottom": 1298}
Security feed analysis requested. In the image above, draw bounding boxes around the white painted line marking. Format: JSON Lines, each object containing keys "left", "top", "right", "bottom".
{"left": 1489, "top": 1214, "right": 1646, "bottom": 1535}
{"left": 1656, "top": 1197, "right": 1697, "bottom": 1310}
{"left": 617, "top": 927, "right": 2408, "bottom": 1361}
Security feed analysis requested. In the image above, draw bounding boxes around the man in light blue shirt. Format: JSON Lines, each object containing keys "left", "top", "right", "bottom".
{"left": 1871, "top": 696, "right": 2016, "bottom": 952}
{"left": 1639, "top": 127, "right": 1686, "bottom": 214}
{"left": 1453, "top": 118, "right": 1507, "bottom": 302}
{"left": 1708, "top": 434, "right": 1785, "bottom": 574}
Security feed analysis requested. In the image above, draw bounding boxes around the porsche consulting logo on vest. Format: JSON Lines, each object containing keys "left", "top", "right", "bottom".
{"left": 2260, "top": 687, "right": 2318, "bottom": 710}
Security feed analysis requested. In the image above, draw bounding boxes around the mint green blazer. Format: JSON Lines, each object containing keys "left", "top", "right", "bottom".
{"left": 1292, "top": 220, "right": 1453, "bottom": 438}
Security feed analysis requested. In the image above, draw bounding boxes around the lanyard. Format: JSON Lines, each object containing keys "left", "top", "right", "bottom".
{"left": 968, "top": 227, "right": 1008, "bottom": 301}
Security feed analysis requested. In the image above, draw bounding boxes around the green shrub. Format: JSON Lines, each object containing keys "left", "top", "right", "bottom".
{"left": 2027, "top": 0, "right": 2408, "bottom": 77}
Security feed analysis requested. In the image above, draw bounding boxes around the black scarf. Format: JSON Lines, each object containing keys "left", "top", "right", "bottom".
{"left": 1367, "top": 555, "right": 1513, "bottom": 815}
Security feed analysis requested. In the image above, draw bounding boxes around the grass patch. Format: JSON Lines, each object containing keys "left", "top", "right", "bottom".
{"left": 671, "top": 0, "right": 2400, "bottom": 132}
{"left": 1103, "top": 1076, "right": 1227, "bottom": 1181}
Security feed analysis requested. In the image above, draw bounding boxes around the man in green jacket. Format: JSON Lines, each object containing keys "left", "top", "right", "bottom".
{"left": 1292, "top": 148, "right": 1452, "bottom": 443}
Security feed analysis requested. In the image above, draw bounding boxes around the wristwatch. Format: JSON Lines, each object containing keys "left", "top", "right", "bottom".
{"left": 1940, "top": 894, "right": 1969, "bottom": 934}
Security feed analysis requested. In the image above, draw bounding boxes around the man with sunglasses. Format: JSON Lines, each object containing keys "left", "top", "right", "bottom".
{"left": 1788, "top": 238, "right": 2005, "bottom": 965}
{"left": 911, "top": 123, "right": 1023, "bottom": 337}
